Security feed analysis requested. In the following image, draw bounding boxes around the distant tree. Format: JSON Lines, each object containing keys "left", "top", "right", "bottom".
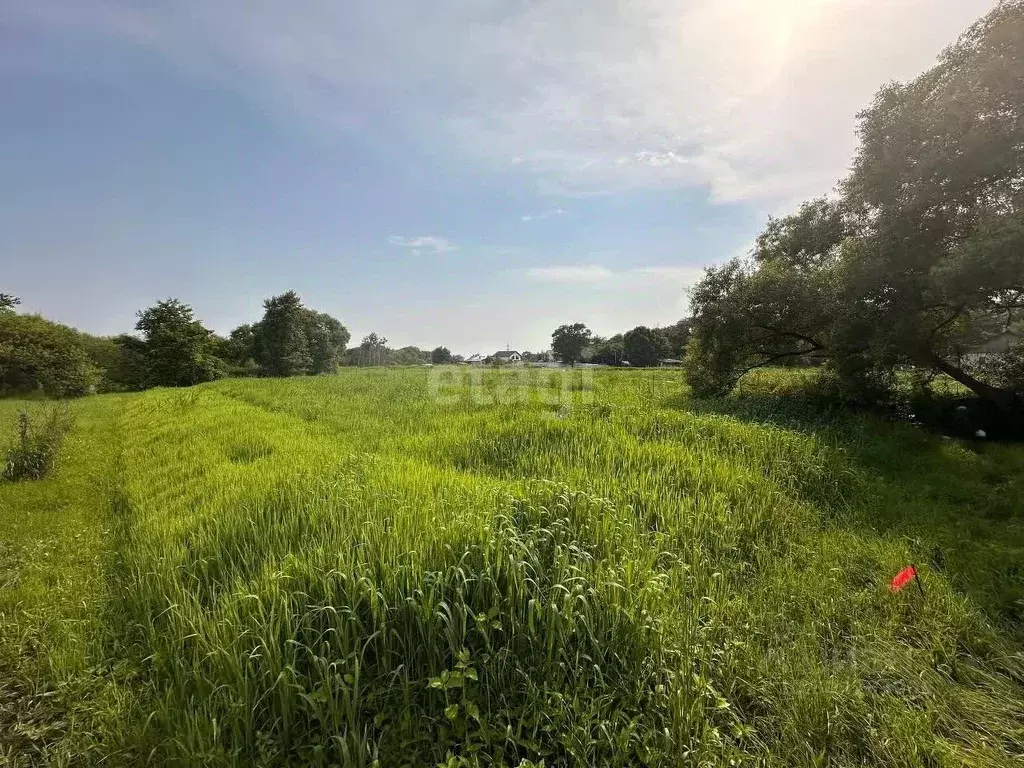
{"left": 255, "top": 291, "right": 313, "bottom": 376}
{"left": 551, "top": 323, "right": 592, "bottom": 366}
{"left": 107, "top": 334, "right": 149, "bottom": 390}
{"left": 624, "top": 326, "right": 668, "bottom": 367}
{"left": 0, "top": 313, "right": 99, "bottom": 396}
{"left": 686, "top": 2, "right": 1024, "bottom": 414}
{"left": 431, "top": 346, "right": 453, "bottom": 364}
{"left": 586, "top": 335, "right": 625, "bottom": 366}
{"left": 657, "top": 320, "right": 692, "bottom": 359}
{"left": 69, "top": 331, "right": 128, "bottom": 392}
{"left": 245, "top": 294, "right": 349, "bottom": 376}
{"left": 0, "top": 293, "right": 20, "bottom": 313}
{"left": 391, "top": 346, "right": 427, "bottom": 366}
{"left": 221, "top": 324, "right": 257, "bottom": 366}
{"left": 135, "top": 299, "right": 223, "bottom": 388}
{"left": 304, "top": 311, "right": 351, "bottom": 374}
{"left": 359, "top": 333, "right": 389, "bottom": 366}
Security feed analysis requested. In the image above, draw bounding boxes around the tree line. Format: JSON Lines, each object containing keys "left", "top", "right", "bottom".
{"left": 0, "top": 291, "right": 357, "bottom": 396}
{"left": 0, "top": 290, "right": 525, "bottom": 397}
{"left": 549, "top": 320, "right": 691, "bottom": 367}
{"left": 684, "top": 1, "right": 1024, "bottom": 417}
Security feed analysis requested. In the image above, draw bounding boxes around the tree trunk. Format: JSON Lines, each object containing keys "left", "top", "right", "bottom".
{"left": 923, "top": 351, "right": 1020, "bottom": 412}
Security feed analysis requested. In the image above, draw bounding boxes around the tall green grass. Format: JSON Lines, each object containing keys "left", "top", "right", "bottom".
{"left": 2, "top": 368, "right": 1023, "bottom": 766}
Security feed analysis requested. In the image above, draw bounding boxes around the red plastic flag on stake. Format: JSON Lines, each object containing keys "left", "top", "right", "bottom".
{"left": 890, "top": 565, "right": 919, "bottom": 593}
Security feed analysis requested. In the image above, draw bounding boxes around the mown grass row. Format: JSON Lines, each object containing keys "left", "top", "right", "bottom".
{"left": 0, "top": 396, "right": 138, "bottom": 766}
{"left": 91, "top": 369, "right": 1023, "bottom": 766}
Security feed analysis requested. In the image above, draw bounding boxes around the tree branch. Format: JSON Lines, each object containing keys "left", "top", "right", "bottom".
{"left": 753, "top": 325, "right": 826, "bottom": 350}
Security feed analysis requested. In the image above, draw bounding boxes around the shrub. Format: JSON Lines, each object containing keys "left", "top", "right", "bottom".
{"left": 0, "top": 313, "right": 100, "bottom": 397}
{"left": 3, "top": 406, "right": 72, "bottom": 482}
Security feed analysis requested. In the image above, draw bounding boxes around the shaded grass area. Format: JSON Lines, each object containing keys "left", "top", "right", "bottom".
{"left": 688, "top": 368, "right": 1024, "bottom": 633}
{"left": 1, "top": 368, "right": 1023, "bottom": 766}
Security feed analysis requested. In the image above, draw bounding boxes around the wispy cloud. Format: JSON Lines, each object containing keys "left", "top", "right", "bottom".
{"left": 525, "top": 265, "right": 613, "bottom": 283}
{"left": 387, "top": 235, "right": 457, "bottom": 256}
{"left": 521, "top": 208, "right": 565, "bottom": 223}
{"left": 525, "top": 264, "right": 703, "bottom": 287}
{"left": 13, "top": 0, "right": 993, "bottom": 204}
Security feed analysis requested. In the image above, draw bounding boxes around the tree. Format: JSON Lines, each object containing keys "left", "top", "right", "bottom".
{"left": 686, "top": 2, "right": 1024, "bottom": 413}
{"left": 359, "top": 333, "right": 389, "bottom": 366}
{"left": 106, "top": 334, "right": 149, "bottom": 390}
{"left": 585, "top": 335, "right": 625, "bottom": 366}
{"left": 431, "top": 346, "right": 453, "bottom": 365}
{"left": 0, "top": 293, "right": 20, "bottom": 313}
{"left": 624, "top": 326, "right": 667, "bottom": 367}
{"left": 249, "top": 294, "right": 349, "bottom": 376}
{"left": 70, "top": 331, "right": 133, "bottom": 392}
{"left": 255, "top": 291, "right": 313, "bottom": 376}
{"left": 304, "top": 311, "right": 350, "bottom": 374}
{"left": 135, "top": 299, "right": 223, "bottom": 388}
{"left": 0, "top": 313, "right": 98, "bottom": 397}
{"left": 657, "top": 320, "right": 692, "bottom": 359}
{"left": 391, "top": 346, "right": 427, "bottom": 366}
{"left": 221, "top": 324, "right": 257, "bottom": 367}
{"left": 551, "top": 324, "right": 592, "bottom": 366}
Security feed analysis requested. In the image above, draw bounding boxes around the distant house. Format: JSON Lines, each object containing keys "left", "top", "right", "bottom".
{"left": 658, "top": 358, "right": 683, "bottom": 367}
{"left": 465, "top": 353, "right": 486, "bottom": 364}
{"left": 491, "top": 350, "right": 523, "bottom": 364}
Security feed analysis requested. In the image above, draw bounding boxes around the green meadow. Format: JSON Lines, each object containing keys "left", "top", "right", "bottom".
{"left": 1, "top": 367, "right": 1022, "bottom": 766}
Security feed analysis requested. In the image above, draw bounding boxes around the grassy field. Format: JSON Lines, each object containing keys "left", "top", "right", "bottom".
{"left": 1, "top": 367, "right": 1022, "bottom": 766}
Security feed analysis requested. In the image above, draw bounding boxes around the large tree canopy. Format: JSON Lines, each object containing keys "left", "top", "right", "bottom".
{"left": 135, "top": 299, "right": 224, "bottom": 388}
{"left": 551, "top": 323, "right": 593, "bottom": 366}
{"left": 431, "top": 346, "right": 453, "bottom": 365}
{"left": 686, "top": 1, "right": 1024, "bottom": 412}
{"left": 249, "top": 291, "right": 350, "bottom": 376}
{"left": 623, "top": 326, "right": 667, "bottom": 368}
{"left": 0, "top": 313, "right": 98, "bottom": 397}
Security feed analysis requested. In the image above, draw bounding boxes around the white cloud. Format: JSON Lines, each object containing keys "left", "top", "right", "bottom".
{"left": 521, "top": 208, "right": 565, "bottom": 223}
{"left": 387, "top": 235, "right": 457, "bottom": 256}
{"left": 15, "top": 0, "right": 996, "bottom": 205}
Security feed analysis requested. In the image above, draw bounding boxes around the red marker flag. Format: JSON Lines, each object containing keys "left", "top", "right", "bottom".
{"left": 890, "top": 565, "right": 918, "bottom": 593}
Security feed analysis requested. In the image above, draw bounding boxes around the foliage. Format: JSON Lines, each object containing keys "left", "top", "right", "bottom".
{"left": 0, "top": 293, "right": 20, "bottom": 313}
{"left": 304, "top": 310, "right": 351, "bottom": 373}
{"left": 392, "top": 345, "right": 429, "bottom": 366}
{"left": 346, "top": 332, "right": 389, "bottom": 366}
{"left": 229, "top": 293, "right": 350, "bottom": 377}
{"left": 0, "top": 313, "right": 99, "bottom": 397}
{"left": 623, "top": 326, "right": 668, "bottom": 367}
{"left": 584, "top": 335, "right": 624, "bottom": 365}
{"left": 685, "top": 2, "right": 1024, "bottom": 413}
{"left": 254, "top": 291, "right": 313, "bottom": 376}
{"left": 134, "top": 299, "right": 224, "bottom": 388}
{"left": 99, "top": 335, "right": 149, "bottom": 391}
{"left": 551, "top": 323, "right": 592, "bottom": 365}
{"left": 431, "top": 346, "right": 454, "bottom": 365}
{"left": 970, "top": 340, "right": 1024, "bottom": 396}
{"left": 3, "top": 406, "right": 71, "bottom": 482}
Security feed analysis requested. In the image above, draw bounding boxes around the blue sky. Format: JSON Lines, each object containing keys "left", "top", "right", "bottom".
{"left": 1, "top": 0, "right": 993, "bottom": 355}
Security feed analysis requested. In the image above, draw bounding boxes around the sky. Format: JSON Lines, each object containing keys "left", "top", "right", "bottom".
{"left": 0, "top": 0, "right": 996, "bottom": 356}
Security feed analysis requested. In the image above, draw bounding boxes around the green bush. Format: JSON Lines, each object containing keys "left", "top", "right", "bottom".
{"left": 0, "top": 313, "right": 99, "bottom": 397}
{"left": 3, "top": 406, "right": 72, "bottom": 482}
